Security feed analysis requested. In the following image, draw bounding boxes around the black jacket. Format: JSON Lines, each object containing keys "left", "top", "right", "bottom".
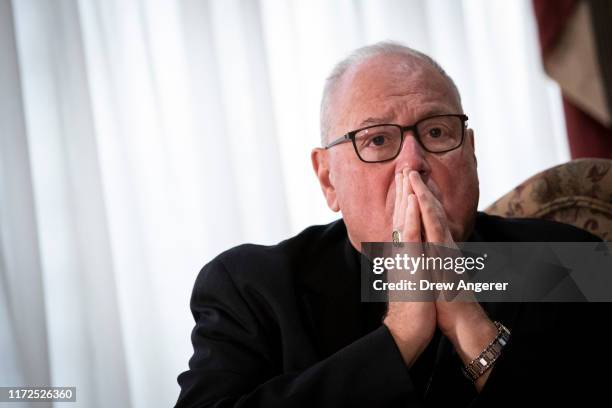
{"left": 175, "top": 212, "right": 609, "bottom": 407}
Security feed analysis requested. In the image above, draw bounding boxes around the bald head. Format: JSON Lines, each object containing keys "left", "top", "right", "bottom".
{"left": 320, "top": 42, "right": 462, "bottom": 145}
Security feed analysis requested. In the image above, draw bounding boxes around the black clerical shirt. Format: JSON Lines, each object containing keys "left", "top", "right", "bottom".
{"left": 175, "top": 212, "right": 609, "bottom": 407}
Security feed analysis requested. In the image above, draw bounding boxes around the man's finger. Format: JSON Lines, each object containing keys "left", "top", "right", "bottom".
{"left": 403, "top": 194, "right": 421, "bottom": 242}
{"left": 409, "top": 171, "right": 451, "bottom": 243}
{"left": 393, "top": 172, "right": 403, "bottom": 229}
{"left": 398, "top": 168, "right": 411, "bottom": 226}
{"left": 402, "top": 168, "right": 414, "bottom": 195}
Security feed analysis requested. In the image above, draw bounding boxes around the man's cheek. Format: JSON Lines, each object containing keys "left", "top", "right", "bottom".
{"left": 426, "top": 180, "right": 444, "bottom": 204}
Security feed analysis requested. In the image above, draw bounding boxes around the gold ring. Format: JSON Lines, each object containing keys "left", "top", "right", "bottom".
{"left": 392, "top": 230, "right": 402, "bottom": 244}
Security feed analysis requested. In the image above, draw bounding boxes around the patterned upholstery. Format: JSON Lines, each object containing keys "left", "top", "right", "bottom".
{"left": 485, "top": 158, "right": 612, "bottom": 241}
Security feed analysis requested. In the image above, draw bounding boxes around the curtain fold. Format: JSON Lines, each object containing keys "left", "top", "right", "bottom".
{"left": 0, "top": 0, "right": 50, "bottom": 401}
{"left": 9, "top": 0, "right": 131, "bottom": 406}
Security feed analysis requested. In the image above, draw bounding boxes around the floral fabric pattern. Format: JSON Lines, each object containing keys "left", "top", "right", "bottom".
{"left": 485, "top": 159, "right": 612, "bottom": 241}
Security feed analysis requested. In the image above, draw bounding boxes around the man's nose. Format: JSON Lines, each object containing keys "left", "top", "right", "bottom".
{"left": 394, "top": 131, "right": 430, "bottom": 177}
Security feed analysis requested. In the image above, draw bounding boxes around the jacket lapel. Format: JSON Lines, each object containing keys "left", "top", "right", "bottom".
{"left": 296, "top": 220, "right": 386, "bottom": 358}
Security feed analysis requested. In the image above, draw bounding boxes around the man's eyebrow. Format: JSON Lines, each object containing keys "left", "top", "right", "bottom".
{"left": 418, "top": 107, "right": 452, "bottom": 118}
{"left": 356, "top": 107, "right": 455, "bottom": 128}
{"left": 357, "top": 116, "right": 393, "bottom": 127}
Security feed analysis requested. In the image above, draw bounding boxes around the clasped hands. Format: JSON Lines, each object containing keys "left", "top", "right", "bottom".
{"left": 383, "top": 169, "right": 497, "bottom": 391}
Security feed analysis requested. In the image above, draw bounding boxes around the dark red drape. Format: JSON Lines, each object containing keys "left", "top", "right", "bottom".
{"left": 533, "top": 0, "right": 612, "bottom": 158}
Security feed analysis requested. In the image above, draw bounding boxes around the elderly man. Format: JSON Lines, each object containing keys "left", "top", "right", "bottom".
{"left": 175, "top": 42, "right": 606, "bottom": 407}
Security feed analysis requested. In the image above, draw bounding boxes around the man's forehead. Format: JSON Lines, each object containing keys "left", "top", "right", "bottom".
{"left": 340, "top": 54, "right": 440, "bottom": 92}
{"left": 336, "top": 88, "right": 456, "bottom": 131}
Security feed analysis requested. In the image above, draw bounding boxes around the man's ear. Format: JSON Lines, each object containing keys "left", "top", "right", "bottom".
{"left": 468, "top": 128, "right": 477, "bottom": 167}
{"left": 311, "top": 148, "right": 340, "bottom": 212}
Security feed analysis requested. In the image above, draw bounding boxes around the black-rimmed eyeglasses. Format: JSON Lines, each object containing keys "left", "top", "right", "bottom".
{"left": 324, "top": 114, "right": 468, "bottom": 163}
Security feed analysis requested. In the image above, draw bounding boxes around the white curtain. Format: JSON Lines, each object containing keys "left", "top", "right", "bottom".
{"left": 0, "top": 0, "right": 568, "bottom": 407}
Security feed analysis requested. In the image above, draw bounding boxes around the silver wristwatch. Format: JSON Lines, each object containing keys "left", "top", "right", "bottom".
{"left": 462, "top": 321, "right": 511, "bottom": 382}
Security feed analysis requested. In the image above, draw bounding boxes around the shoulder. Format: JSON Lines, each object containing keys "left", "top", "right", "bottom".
{"left": 474, "top": 211, "right": 601, "bottom": 242}
{"left": 195, "top": 219, "right": 347, "bottom": 290}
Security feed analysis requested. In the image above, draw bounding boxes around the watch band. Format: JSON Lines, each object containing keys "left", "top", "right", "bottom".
{"left": 462, "top": 321, "right": 511, "bottom": 382}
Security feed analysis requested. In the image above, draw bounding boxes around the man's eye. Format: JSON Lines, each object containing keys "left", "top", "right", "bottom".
{"left": 428, "top": 128, "right": 443, "bottom": 138}
{"left": 371, "top": 135, "right": 387, "bottom": 146}
{"left": 357, "top": 130, "right": 396, "bottom": 149}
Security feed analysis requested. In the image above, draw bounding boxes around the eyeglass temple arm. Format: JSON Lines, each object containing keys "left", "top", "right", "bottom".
{"left": 324, "top": 134, "right": 351, "bottom": 149}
